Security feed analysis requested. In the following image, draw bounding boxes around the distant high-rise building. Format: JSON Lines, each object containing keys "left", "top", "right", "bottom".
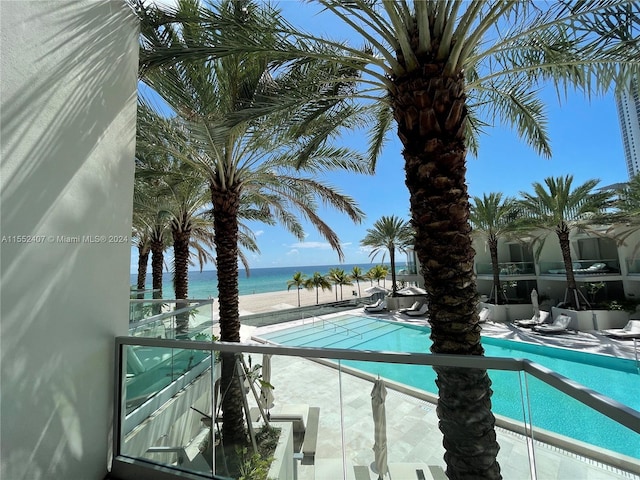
{"left": 615, "top": 79, "right": 640, "bottom": 178}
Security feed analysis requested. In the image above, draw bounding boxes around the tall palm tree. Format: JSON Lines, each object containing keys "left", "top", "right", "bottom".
{"left": 305, "top": 272, "right": 332, "bottom": 305}
{"left": 136, "top": 0, "right": 368, "bottom": 448}
{"left": 361, "top": 215, "right": 414, "bottom": 295}
{"left": 350, "top": 265, "right": 366, "bottom": 298}
{"left": 137, "top": 1, "right": 639, "bottom": 476}
{"left": 367, "top": 264, "right": 389, "bottom": 287}
{"left": 287, "top": 271, "right": 308, "bottom": 307}
{"left": 327, "top": 267, "right": 352, "bottom": 301}
{"left": 470, "top": 193, "right": 519, "bottom": 305}
{"left": 517, "top": 176, "right": 613, "bottom": 310}
{"left": 610, "top": 174, "right": 640, "bottom": 250}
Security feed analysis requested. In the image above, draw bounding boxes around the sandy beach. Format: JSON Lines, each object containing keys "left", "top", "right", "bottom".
{"left": 237, "top": 285, "right": 363, "bottom": 315}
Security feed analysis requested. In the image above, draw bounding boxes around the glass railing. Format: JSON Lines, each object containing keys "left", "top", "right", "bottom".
{"left": 475, "top": 261, "right": 536, "bottom": 275}
{"left": 129, "top": 299, "right": 215, "bottom": 339}
{"left": 627, "top": 258, "right": 640, "bottom": 275}
{"left": 111, "top": 338, "right": 640, "bottom": 480}
{"left": 539, "top": 259, "right": 621, "bottom": 275}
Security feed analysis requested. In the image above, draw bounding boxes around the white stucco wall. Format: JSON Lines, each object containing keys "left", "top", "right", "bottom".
{"left": 0, "top": 2, "right": 138, "bottom": 479}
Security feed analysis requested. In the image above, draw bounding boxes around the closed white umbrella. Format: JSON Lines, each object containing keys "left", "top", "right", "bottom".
{"left": 371, "top": 378, "right": 388, "bottom": 480}
{"left": 259, "top": 354, "right": 274, "bottom": 411}
{"left": 531, "top": 289, "right": 540, "bottom": 320}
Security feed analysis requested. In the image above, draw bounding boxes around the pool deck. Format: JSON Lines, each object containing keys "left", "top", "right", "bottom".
{"left": 245, "top": 309, "right": 640, "bottom": 480}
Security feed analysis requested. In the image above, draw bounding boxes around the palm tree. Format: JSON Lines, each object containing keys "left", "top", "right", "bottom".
{"left": 517, "top": 176, "right": 613, "bottom": 310}
{"left": 305, "top": 272, "right": 332, "bottom": 305}
{"left": 136, "top": 1, "right": 639, "bottom": 476}
{"left": 350, "top": 265, "right": 366, "bottom": 297}
{"left": 470, "top": 193, "right": 519, "bottom": 305}
{"left": 136, "top": 0, "right": 368, "bottom": 448}
{"left": 367, "top": 264, "right": 389, "bottom": 287}
{"left": 610, "top": 174, "right": 640, "bottom": 249}
{"left": 287, "top": 272, "right": 308, "bottom": 307}
{"left": 327, "top": 267, "right": 352, "bottom": 301}
{"left": 361, "top": 216, "right": 414, "bottom": 296}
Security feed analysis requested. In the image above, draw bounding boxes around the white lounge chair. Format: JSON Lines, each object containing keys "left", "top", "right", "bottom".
{"left": 405, "top": 303, "right": 428, "bottom": 317}
{"left": 533, "top": 314, "right": 571, "bottom": 334}
{"left": 365, "top": 300, "right": 387, "bottom": 313}
{"left": 602, "top": 320, "right": 640, "bottom": 339}
{"left": 515, "top": 311, "right": 550, "bottom": 328}
{"left": 399, "top": 301, "right": 422, "bottom": 314}
{"left": 478, "top": 307, "right": 492, "bottom": 323}
{"left": 364, "top": 299, "right": 382, "bottom": 311}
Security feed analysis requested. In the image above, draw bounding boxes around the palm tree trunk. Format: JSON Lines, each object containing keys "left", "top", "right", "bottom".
{"left": 488, "top": 235, "right": 503, "bottom": 305}
{"left": 557, "top": 223, "right": 582, "bottom": 309}
{"left": 211, "top": 185, "right": 246, "bottom": 446}
{"left": 173, "top": 225, "right": 190, "bottom": 335}
{"left": 150, "top": 234, "right": 164, "bottom": 315}
{"left": 390, "top": 249, "right": 397, "bottom": 295}
{"left": 392, "top": 69, "right": 501, "bottom": 479}
{"left": 137, "top": 245, "right": 149, "bottom": 295}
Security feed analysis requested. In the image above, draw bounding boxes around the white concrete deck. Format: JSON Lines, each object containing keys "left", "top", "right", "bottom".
{"left": 249, "top": 309, "right": 640, "bottom": 480}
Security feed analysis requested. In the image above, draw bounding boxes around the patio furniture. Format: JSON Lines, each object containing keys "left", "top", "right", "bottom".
{"left": 515, "top": 311, "right": 551, "bottom": 328}
{"left": 601, "top": 320, "right": 640, "bottom": 339}
{"left": 533, "top": 314, "right": 572, "bottom": 334}
{"left": 404, "top": 304, "right": 428, "bottom": 317}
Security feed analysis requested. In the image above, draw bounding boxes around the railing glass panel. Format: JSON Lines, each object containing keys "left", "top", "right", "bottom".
{"left": 129, "top": 299, "right": 215, "bottom": 339}
{"left": 539, "top": 259, "right": 620, "bottom": 275}
{"left": 476, "top": 262, "right": 536, "bottom": 275}
{"left": 119, "top": 344, "right": 216, "bottom": 477}
{"left": 113, "top": 339, "right": 640, "bottom": 480}
{"left": 627, "top": 258, "right": 640, "bottom": 275}
{"left": 524, "top": 372, "right": 640, "bottom": 464}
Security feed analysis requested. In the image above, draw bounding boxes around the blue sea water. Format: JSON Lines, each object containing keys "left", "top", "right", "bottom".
{"left": 130, "top": 262, "right": 404, "bottom": 299}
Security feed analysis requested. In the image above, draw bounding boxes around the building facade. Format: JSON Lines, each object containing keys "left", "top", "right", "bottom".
{"left": 615, "top": 79, "right": 640, "bottom": 178}
{"left": 0, "top": 2, "right": 138, "bottom": 479}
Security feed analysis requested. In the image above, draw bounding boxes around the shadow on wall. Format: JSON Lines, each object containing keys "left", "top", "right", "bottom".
{"left": 0, "top": 2, "right": 137, "bottom": 479}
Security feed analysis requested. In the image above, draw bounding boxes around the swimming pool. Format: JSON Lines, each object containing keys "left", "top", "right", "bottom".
{"left": 258, "top": 315, "right": 640, "bottom": 460}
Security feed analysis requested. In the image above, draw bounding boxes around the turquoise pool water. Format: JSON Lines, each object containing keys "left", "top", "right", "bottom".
{"left": 259, "top": 315, "right": 640, "bottom": 459}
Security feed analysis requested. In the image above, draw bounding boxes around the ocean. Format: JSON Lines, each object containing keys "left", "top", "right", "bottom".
{"left": 130, "top": 262, "right": 405, "bottom": 299}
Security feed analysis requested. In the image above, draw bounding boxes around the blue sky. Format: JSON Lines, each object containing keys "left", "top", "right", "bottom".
{"left": 132, "top": 1, "right": 630, "bottom": 273}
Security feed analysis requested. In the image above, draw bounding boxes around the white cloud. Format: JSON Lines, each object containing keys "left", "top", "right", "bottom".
{"left": 288, "top": 241, "right": 332, "bottom": 250}
{"left": 286, "top": 249, "right": 299, "bottom": 256}
{"left": 254, "top": 230, "right": 264, "bottom": 237}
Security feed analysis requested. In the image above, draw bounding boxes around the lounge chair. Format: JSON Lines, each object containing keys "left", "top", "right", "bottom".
{"left": 364, "top": 300, "right": 387, "bottom": 313}
{"left": 601, "top": 320, "right": 640, "bottom": 339}
{"left": 405, "top": 303, "right": 428, "bottom": 317}
{"left": 533, "top": 314, "right": 571, "bottom": 334}
{"left": 399, "top": 301, "right": 422, "bottom": 314}
{"left": 364, "top": 299, "right": 382, "bottom": 311}
{"left": 515, "top": 311, "right": 550, "bottom": 328}
{"left": 478, "top": 307, "right": 492, "bottom": 323}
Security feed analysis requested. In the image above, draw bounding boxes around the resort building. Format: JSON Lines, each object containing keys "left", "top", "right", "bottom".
{"left": 615, "top": 78, "right": 640, "bottom": 178}
{"left": 473, "top": 226, "right": 640, "bottom": 312}
{"left": 2, "top": 3, "right": 638, "bottom": 480}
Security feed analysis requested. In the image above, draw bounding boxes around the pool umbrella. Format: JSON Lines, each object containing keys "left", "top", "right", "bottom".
{"left": 259, "top": 354, "right": 274, "bottom": 412}
{"left": 531, "top": 289, "right": 540, "bottom": 320}
{"left": 371, "top": 378, "right": 389, "bottom": 480}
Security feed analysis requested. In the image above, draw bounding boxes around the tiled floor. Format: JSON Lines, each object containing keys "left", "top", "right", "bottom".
{"left": 248, "top": 310, "right": 640, "bottom": 480}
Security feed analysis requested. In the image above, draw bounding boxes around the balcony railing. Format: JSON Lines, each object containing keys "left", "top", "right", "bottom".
{"left": 475, "top": 261, "right": 536, "bottom": 275}
{"left": 129, "top": 299, "right": 215, "bottom": 339}
{"left": 111, "top": 337, "right": 640, "bottom": 480}
{"left": 627, "top": 258, "right": 640, "bottom": 275}
{"left": 539, "top": 259, "right": 621, "bottom": 275}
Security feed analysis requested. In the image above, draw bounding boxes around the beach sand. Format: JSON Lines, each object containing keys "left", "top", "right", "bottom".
{"left": 237, "top": 286, "right": 363, "bottom": 315}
